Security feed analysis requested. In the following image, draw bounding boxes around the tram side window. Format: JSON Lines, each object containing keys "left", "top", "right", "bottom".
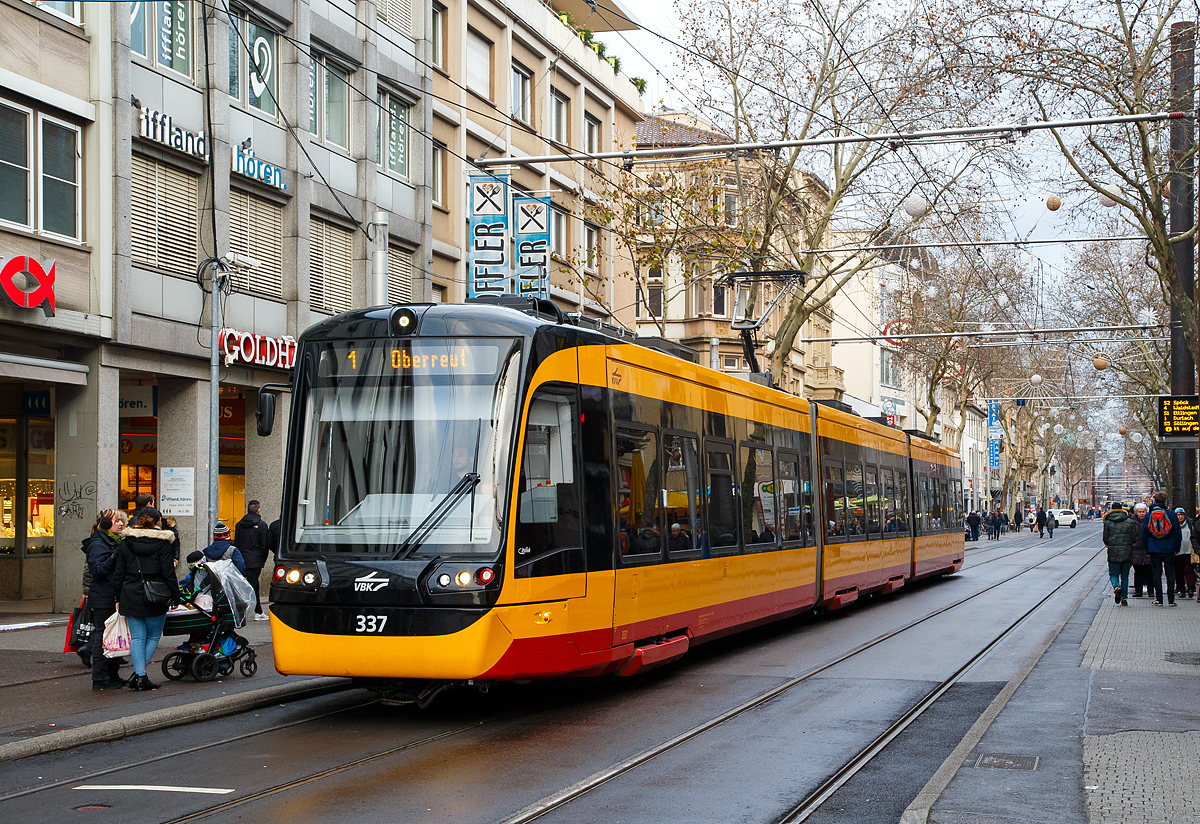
{"left": 954, "top": 480, "right": 964, "bottom": 529}
{"left": 865, "top": 465, "right": 881, "bottom": 537}
{"left": 896, "top": 471, "right": 910, "bottom": 534}
{"left": 616, "top": 428, "right": 662, "bottom": 558}
{"left": 664, "top": 434, "right": 703, "bottom": 555}
{"left": 930, "top": 478, "right": 944, "bottom": 531}
{"left": 918, "top": 474, "right": 930, "bottom": 534}
{"left": 823, "top": 462, "right": 846, "bottom": 540}
{"left": 740, "top": 446, "right": 776, "bottom": 547}
{"left": 778, "top": 454, "right": 802, "bottom": 544}
{"left": 515, "top": 391, "right": 582, "bottom": 568}
{"left": 800, "top": 441, "right": 815, "bottom": 545}
{"left": 940, "top": 479, "right": 951, "bottom": 532}
{"left": 706, "top": 448, "right": 739, "bottom": 552}
{"left": 882, "top": 469, "right": 898, "bottom": 533}
{"left": 845, "top": 462, "right": 865, "bottom": 537}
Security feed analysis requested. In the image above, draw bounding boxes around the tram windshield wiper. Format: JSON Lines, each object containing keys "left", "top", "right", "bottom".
{"left": 391, "top": 473, "right": 481, "bottom": 560}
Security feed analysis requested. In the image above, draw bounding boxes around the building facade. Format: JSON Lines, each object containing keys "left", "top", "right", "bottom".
{"left": 1, "top": 0, "right": 436, "bottom": 609}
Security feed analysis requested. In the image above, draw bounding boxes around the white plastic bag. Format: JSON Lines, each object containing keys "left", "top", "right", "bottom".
{"left": 102, "top": 611, "right": 132, "bottom": 658}
{"left": 205, "top": 558, "right": 256, "bottom": 628}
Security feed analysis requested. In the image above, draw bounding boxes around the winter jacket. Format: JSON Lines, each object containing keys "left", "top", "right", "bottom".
{"left": 267, "top": 518, "right": 282, "bottom": 558}
{"left": 1036, "top": 510, "right": 1048, "bottom": 527}
{"left": 1131, "top": 513, "right": 1151, "bottom": 565}
{"left": 966, "top": 512, "right": 981, "bottom": 529}
{"left": 202, "top": 539, "right": 247, "bottom": 575}
{"left": 83, "top": 531, "right": 122, "bottom": 607}
{"left": 234, "top": 513, "right": 271, "bottom": 568}
{"left": 1142, "top": 504, "right": 1182, "bottom": 555}
{"left": 1102, "top": 510, "right": 1137, "bottom": 564}
{"left": 1189, "top": 517, "right": 1200, "bottom": 556}
{"left": 113, "top": 527, "right": 181, "bottom": 618}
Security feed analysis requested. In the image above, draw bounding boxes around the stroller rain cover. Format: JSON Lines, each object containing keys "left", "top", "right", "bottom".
{"left": 204, "top": 558, "right": 257, "bottom": 628}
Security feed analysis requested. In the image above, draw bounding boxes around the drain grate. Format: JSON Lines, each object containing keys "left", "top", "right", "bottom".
{"left": 1164, "top": 652, "right": 1200, "bottom": 666}
{"left": 974, "top": 753, "right": 1040, "bottom": 771}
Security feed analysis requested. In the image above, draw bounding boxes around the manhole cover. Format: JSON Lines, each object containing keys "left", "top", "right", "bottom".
{"left": 974, "top": 753, "right": 1039, "bottom": 770}
{"left": 1164, "top": 652, "right": 1200, "bottom": 666}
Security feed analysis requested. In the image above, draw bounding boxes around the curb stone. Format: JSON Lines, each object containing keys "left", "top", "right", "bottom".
{"left": 0, "top": 676, "right": 352, "bottom": 764}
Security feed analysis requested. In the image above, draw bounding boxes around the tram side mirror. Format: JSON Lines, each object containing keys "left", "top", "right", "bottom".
{"left": 256, "top": 392, "right": 277, "bottom": 437}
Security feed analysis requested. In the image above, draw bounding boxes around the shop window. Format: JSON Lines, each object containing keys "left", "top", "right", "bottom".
{"left": 740, "top": 445, "right": 775, "bottom": 546}
{"left": 130, "top": 2, "right": 192, "bottom": 78}
{"left": 377, "top": 90, "right": 410, "bottom": 177}
{"left": 515, "top": 389, "right": 582, "bottom": 574}
{"left": 0, "top": 417, "right": 56, "bottom": 561}
{"left": 616, "top": 427, "right": 661, "bottom": 558}
{"left": 310, "top": 217, "right": 353, "bottom": 314}
{"left": 663, "top": 434, "right": 701, "bottom": 555}
{"left": 228, "top": 11, "right": 277, "bottom": 116}
{"left": 131, "top": 154, "right": 199, "bottom": 275}
{"left": 0, "top": 419, "right": 16, "bottom": 557}
{"left": 229, "top": 189, "right": 283, "bottom": 296}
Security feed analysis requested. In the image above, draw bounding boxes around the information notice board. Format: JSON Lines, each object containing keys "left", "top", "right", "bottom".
{"left": 1157, "top": 394, "right": 1199, "bottom": 440}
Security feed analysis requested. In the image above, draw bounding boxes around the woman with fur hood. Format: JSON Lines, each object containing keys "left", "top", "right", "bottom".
{"left": 113, "top": 507, "right": 180, "bottom": 690}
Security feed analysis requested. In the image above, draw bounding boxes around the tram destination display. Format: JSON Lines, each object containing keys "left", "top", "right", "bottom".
{"left": 1157, "top": 394, "right": 1199, "bottom": 443}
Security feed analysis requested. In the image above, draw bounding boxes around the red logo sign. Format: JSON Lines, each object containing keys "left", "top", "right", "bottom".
{"left": 0, "top": 257, "right": 56, "bottom": 317}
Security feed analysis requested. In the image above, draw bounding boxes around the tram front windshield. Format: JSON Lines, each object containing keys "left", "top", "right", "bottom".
{"left": 292, "top": 338, "right": 522, "bottom": 557}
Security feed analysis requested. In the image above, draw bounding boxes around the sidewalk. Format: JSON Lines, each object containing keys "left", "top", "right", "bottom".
{"left": 920, "top": 575, "right": 1200, "bottom": 824}
{"left": 0, "top": 610, "right": 348, "bottom": 761}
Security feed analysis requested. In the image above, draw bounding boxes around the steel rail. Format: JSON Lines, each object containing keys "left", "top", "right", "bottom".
{"left": 774, "top": 543, "right": 1104, "bottom": 823}
{"left": 495, "top": 531, "right": 1100, "bottom": 824}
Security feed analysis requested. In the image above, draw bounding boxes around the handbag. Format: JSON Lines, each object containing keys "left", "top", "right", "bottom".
{"left": 135, "top": 555, "right": 173, "bottom": 607}
{"left": 68, "top": 595, "right": 94, "bottom": 649}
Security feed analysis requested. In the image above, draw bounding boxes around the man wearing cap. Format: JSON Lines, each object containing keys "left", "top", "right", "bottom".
{"left": 235, "top": 501, "right": 272, "bottom": 621}
{"left": 202, "top": 522, "right": 247, "bottom": 575}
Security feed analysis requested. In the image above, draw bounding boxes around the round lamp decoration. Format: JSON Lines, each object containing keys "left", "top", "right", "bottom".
{"left": 1054, "top": 424, "right": 1064, "bottom": 434}
{"left": 1131, "top": 432, "right": 1143, "bottom": 443}
{"left": 1118, "top": 426, "right": 1128, "bottom": 436}
{"left": 1030, "top": 373, "right": 1043, "bottom": 387}
{"left": 996, "top": 293, "right": 1010, "bottom": 308}
{"left": 1098, "top": 185, "right": 1120, "bottom": 207}
{"left": 1046, "top": 195, "right": 1062, "bottom": 211}
{"left": 1093, "top": 354, "right": 1109, "bottom": 370}
{"left": 903, "top": 194, "right": 931, "bottom": 218}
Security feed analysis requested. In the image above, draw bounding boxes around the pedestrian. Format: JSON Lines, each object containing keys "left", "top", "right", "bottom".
{"left": 1001, "top": 511, "right": 1009, "bottom": 535}
{"left": 162, "top": 515, "right": 181, "bottom": 563}
{"left": 1036, "top": 507, "right": 1047, "bottom": 538}
{"left": 1014, "top": 507, "right": 1023, "bottom": 535}
{"left": 85, "top": 509, "right": 129, "bottom": 689}
{"left": 1142, "top": 491, "right": 1182, "bottom": 607}
{"left": 1102, "top": 502, "right": 1136, "bottom": 606}
{"left": 967, "top": 510, "right": 981, "bottom": 542}
{"left": 234, "top": 500, "right": 272, "bottom": 621}
{"left": 113, "top": 508, "right": 180, "bottom": 690}
{"left": 1174, "top": 508, "right": 1196, "bottom": 598}
{"left": 203, "top": 522, "right": 247, "bottom": 575}
{"left": 1047, "top": 512, "right": 1057, "bottom": 539}
{"left": 129, "top": 492, "right": 154, "bottom": 525}
{"left": 268, "top": 516, "right": 281, "bottom": 560}
{"left": 1130, "top": 503, "right": 1151, "bottom": 597}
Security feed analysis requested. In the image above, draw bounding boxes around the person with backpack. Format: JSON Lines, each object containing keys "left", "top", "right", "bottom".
{"left": 201, "top": 522, "right": 247, "bottom": 576}
{"left": 1047, "top": 512, "right": 1057, "bottom": 539}
{"left": 1142, "top": 491, "right": 1182, "bottom": 606}
{"left": 1102, "top": 502, "right": 1137, "bottom": 606}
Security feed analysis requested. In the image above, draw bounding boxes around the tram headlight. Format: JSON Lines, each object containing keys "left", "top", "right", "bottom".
{"left": 455, "top": 570, "right": 473, "bottom": 587}
{"left": 286, "top": 569, "right": 302, "bottom": 584}
{"left": 302, "top": 572, "right": 317, "bottom": 585}
{"left": 437, "top": 573, "right": 452, "bottom": 587}
{"left": 392, "top": 308, "right": 418, "bottom": 335}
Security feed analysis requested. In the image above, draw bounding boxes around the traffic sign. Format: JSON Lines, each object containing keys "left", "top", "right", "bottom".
{"left": 1157, "top": 394, "right": 1199, "bottom": 438}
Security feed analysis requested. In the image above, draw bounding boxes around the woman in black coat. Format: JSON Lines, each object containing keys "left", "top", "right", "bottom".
{"left": 84, "top": 509, "right": 128, "bottom": 689}
{"left": 113, "top": 508, "right": 180, "bottom": 691}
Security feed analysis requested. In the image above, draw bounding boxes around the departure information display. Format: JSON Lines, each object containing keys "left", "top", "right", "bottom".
{"left": 1158, "top": 394, "right": 1200, "bottom": 438}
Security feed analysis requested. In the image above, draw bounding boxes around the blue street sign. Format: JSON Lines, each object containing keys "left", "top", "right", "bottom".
{"left": 1016, "top": 399, "right": 1027, "bottom": 407}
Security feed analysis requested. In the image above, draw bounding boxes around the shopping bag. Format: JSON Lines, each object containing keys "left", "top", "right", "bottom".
{"left": 102, "top": 612, "right": 132, "bottom": 658}
{"left": 64, "top": 595, "right": 92, "bottom": 653}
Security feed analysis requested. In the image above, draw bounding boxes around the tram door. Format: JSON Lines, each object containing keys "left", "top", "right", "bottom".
{"left": 510, "top": 350, "right": 586, "bottom": 601}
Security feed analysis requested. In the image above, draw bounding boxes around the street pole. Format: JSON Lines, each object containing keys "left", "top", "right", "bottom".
{"left": 208, "top": 261, "right": 223, "bottom": 540}
{"left": 1170, "top": 22, "right": 1198, "bottom": 511}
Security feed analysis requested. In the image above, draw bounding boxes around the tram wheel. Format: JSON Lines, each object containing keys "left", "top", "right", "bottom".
{"left": 191, "top": 652, "right": 219, "bottom": 682}
{"left": 161, "top": 651, "right": 189, "bottom": 681}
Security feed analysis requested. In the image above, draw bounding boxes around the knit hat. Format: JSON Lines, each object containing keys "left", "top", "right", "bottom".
{"left": 213, "top": 522, "right": 231, "bottom": 541}
{"left": 186, "top": 550, "right": 205, "bottom": 569}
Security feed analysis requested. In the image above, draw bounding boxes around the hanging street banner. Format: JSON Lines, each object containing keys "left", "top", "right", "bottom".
{"left": 513, "top": 196, "right": 551, "bottom": 299}
{"left": 988, "top": 438, "right": 1000, "bottom": 468}
{"left": 987, "top": 401, "right": 1003, "bottom": 438}
{"left": 468, "top": 173, "right": 510, "bottom": 298}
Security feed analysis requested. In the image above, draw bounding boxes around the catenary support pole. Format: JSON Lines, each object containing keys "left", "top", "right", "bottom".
{"left": 208, "top": 262, "right": 222, "bottom": 541}
{"left": 1170, "top": 23, "right": 1198, "bottom": 511}
{"left": 369, "top": 211, "right": 389, "bottom": 307}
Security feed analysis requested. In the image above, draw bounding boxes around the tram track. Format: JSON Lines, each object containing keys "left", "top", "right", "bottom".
{"left": 0, "top": 531, "right": 1098, "bottom": 821}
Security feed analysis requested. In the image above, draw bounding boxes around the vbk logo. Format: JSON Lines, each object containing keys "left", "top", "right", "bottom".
{"left": 0, "top": 257, "right": 56, "bottom": 317}
{"left": 353, "top": 571, "right": 390, "bottom": 592}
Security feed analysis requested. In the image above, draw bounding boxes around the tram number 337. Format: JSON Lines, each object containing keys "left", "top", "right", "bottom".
{"left": 355, "top": 615, "right": 388, "bottom": 633}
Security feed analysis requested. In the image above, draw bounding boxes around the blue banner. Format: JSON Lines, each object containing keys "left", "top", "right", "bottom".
{"left": 468, "top": 173, "right": 510, "bottom": 298}
{"left": 513, "top": 196, "right": 551, "bottom": 299}
{"left": 988, "top": 439, "right": 1000, "bottom": 468}
{"left": 988, "top": 401, "right": 1000, "bottom": 429}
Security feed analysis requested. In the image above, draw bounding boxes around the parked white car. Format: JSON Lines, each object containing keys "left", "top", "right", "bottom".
{"left": 1050, "top": 509, "right": 1079, "bottom": 528}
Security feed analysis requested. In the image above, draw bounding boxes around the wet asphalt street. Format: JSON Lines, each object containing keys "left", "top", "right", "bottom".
{"left": 0, "top": 524, "right": 1105, "bottom": 824}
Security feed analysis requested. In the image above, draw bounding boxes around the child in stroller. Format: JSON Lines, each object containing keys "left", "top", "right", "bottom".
{"left": 160, "top": 551, "right": 258, "bottom": 682}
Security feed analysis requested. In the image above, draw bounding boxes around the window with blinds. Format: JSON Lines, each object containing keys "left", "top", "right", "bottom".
{"left": 228, "top": 190, "right": 283, "bottom": 296}
{"left": 131, "top": 154, "right": 199, "bottom": 275}
{"left": 309, "top": 217, "right": 353, "bottom": 314}
{"left": 377, "top": 0, "right": 411, "bottom": 35}
{"left": 466, "top": 30, "right": 492, "bottom": 98}
{"left": 388, "top": 245, "right": 413, "bottom": 303}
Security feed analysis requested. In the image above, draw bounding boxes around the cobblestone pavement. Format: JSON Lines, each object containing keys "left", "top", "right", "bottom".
{"left": 1080, "top": 584, "right": 1200, "bottom": 824}
{"left": 1084, "top": 731, "right": 1200, "bottom": 823}
{"left": 1080, "top": 593, "right": 1200, "bottom": 673}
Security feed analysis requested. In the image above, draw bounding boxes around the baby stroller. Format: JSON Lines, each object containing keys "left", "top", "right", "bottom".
{"left": 161, "top": 562, "right": 258, "bottom": 682}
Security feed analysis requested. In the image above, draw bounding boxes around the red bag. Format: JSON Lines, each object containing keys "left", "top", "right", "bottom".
{"left": 1148, "top": 509, "right": 1172, "bottom": 539}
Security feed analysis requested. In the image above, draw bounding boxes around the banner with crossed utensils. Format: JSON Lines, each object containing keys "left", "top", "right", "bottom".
{"left": 513, "top": 196, "right": 551, "bottom": 299}
{"left": 468, "top": 174, "right": 511, "bottom": 298}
